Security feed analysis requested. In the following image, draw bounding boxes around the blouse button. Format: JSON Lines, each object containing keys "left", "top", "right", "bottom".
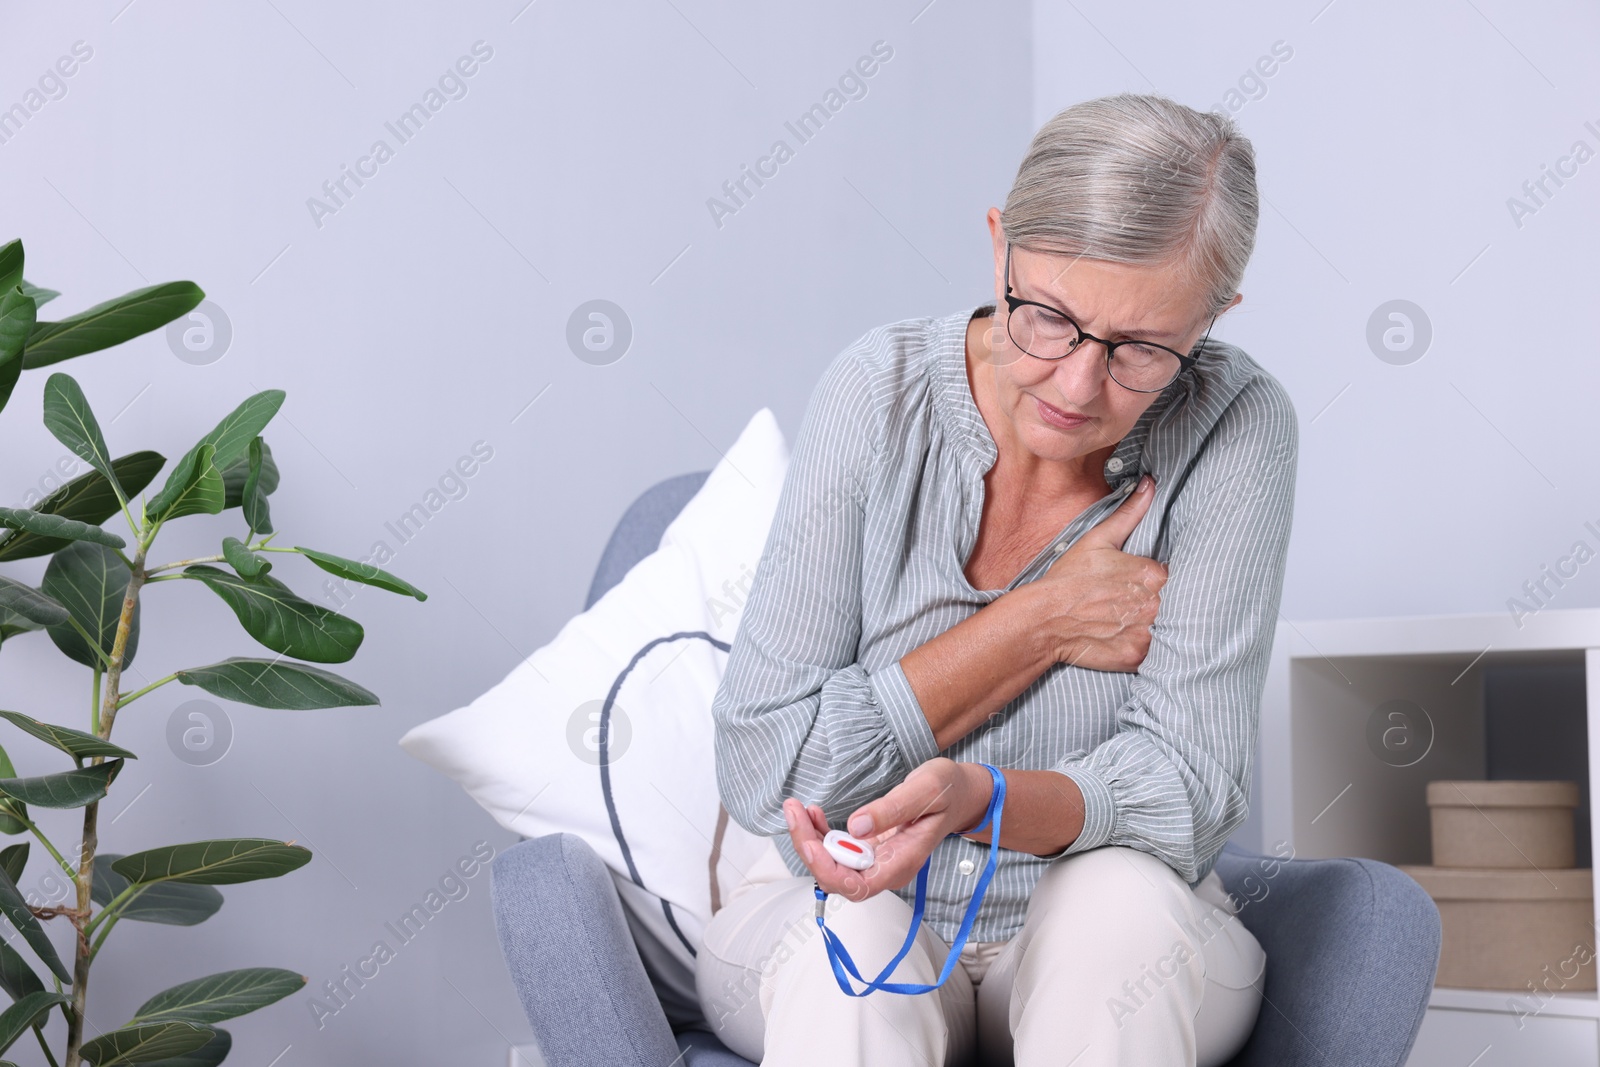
{"left": 957, "top": 859, "right": 976, "bottom": 876}
{"left": 1106, "top": 456, "right": 1124, "bottom": 473}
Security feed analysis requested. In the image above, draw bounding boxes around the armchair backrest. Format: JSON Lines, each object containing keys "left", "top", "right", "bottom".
{"left": 586, "top": 471, "right": 711, "bottom": 611}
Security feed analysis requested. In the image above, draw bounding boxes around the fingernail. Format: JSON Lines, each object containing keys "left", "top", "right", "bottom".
{"left": 784, "top": 804, "right": 796, "bottom": 830}
{"left": 1138, "top": 475, "right": 1152, "bottom": 492}
{"left": 849, "top": 814, "right": 873, "bottom": 836}
{"left": 802, "top": 841, "right": 815, "bottom": 863}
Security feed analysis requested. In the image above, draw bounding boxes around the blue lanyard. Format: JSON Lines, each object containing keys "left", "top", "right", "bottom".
{"left": 812, "top": 763, "right": 1006, "bottom": 996}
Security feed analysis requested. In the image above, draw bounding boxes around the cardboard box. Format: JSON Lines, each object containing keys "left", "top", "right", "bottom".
{"left": 1398, "top": 865, "right": 1594, "bottom": 991}
{"left": 1427, "top": 780, "right": 1580, "bottom": 870}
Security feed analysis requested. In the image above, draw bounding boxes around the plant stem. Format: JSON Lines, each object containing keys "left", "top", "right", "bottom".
{"left": 64, "top": 538, "right": 147, "bottom": 1067}
{"left": 114, "top": 674, "right": 176, "bottom": 710}
{"left": 86, "top": 908, "right": 123, "bottom": 964}
{"left": 116, "top": 494, "right": 137, "bottom": 543}
{"left": 90, "top": 668, "right": 101, "bottom": 737}
{"left": 2, "top": 804, "right": 78, "bottom": 881}
{"left": 81, "top": 884, "right": 135, "bottom": 940}
{"left": 36, "top": 1024, "right": 61, "bottom": 1067}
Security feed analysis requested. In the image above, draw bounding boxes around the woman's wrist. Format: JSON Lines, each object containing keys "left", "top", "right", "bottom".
{"left": 1003, "top": 581, "right": 1078, "bottom": 668}
{"left": 953, "top": 762, "right": 999, "bottom": 836}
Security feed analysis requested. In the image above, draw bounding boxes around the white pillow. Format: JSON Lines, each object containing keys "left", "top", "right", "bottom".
{"left": 399, "top": 408, "right": 793, "bottom": 974}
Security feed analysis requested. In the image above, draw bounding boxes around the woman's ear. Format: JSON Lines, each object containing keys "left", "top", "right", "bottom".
{"left": 986, "top": 207, "right": 1007, "bottom": 302}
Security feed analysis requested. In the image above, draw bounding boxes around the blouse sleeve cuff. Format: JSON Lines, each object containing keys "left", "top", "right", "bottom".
{"left": 1038, "top": 763, "right": 1118, "bottom": 861}
{"left": 869, "top": 658, "right": 942, "bottom": 770}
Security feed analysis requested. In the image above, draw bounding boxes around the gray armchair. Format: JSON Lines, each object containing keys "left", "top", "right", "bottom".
{"left": 491, "top": 472, "right": 1443, "bottom": 1066}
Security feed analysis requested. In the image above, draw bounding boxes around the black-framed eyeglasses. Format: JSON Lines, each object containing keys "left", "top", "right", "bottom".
{"left": 1001, "top": 243, "right": 1214, "bottom": 393}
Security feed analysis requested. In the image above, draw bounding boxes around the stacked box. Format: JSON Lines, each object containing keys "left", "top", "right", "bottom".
{"left": 1398, "top": 780, "right": 1593, "bottom": 992}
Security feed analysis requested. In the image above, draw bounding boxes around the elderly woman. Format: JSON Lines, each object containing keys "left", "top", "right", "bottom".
{"left": 699, "top": 92, "right": 1297, "bottom": 1067}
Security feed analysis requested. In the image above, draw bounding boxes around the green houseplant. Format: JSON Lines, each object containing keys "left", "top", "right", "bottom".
{"left": 0, "top": 238, "right": 426, "bottom": 1066}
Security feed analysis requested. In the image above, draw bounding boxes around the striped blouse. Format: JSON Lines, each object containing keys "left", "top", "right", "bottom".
{"left": 711, "top": 301, "right": 1299, "bottom": 943}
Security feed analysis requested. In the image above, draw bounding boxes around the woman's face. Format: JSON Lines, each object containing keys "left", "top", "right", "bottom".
{"left": 979, "top": 209, "right": 1238, "bottom": 474}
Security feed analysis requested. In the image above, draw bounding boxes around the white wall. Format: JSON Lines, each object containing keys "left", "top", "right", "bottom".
{"left": 0, "top": 1, "right": 1031, "bottom": 1063}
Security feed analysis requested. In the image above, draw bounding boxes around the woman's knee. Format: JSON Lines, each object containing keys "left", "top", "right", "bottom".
{"left": 696, "top": 880, "right": 958, "bottom": 1063}
{"left": 696, "top": 878, "right": 815, "bottom": 1052}
{"left": 1017, "top": 846, "right": 1205, "bottom": 980}
{"left": 1001, "top": 848, "right": 1211, "bottom": 1056}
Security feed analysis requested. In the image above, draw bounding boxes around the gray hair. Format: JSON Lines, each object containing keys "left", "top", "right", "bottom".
{"left": 999, "top": 93, "right": 1259, "bottom": 321}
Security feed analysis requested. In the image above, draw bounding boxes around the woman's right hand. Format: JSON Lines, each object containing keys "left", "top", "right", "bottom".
{"left": 1031, "top": 474, "right": 1168, "bottom": 673}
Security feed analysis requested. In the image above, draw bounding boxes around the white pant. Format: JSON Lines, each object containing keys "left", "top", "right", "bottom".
{"left": 695, "top": 845, "right": 1265, "bottom": 1066}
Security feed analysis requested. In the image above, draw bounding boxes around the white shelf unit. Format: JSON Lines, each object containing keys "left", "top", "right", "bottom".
{"left": 1260, "top": 607, "right": 1600, "bottom": 1065}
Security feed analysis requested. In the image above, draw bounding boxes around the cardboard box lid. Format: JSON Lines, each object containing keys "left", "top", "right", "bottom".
{"left": 1426, "top": 780, "right": 1581, "bottom": 810}
{"left": 1398, "top": 864, "right": 1593, "bottom": 901}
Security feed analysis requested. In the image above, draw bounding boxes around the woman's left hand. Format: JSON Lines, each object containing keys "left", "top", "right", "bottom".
{"left": 782, "top": 757, "right": 995, "bottom": 902}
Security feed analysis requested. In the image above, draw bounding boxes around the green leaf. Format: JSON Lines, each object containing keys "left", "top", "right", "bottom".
{"left": 0, "top": 991, "right": 69, "bottom": 1054}
{"left": 152, "top": 392, "right": 284, "bottom": 531}
{"left": 112, "top": 839, "right": 312, "bottom": 886}
{"left": 0, "top": 506, "right": 125, "bottom": 549}
{"left": 0, "top": 745, "right": 24, "bottom": 835}
{"left": 42, "top": 372, "right": 124, "bottom": 500}
{"left": 140, "top": 1027, "right": 229, "bottom": 1067}
{"left": 0, "top": 845, "right": 23, "bottom": 886}
{"left": 0, "top": 241, "right": 21, "bottom": 296}
{"left": 0, "top": 451, "right": 163, "bottom": 562}
{"left": 295, "top": 547, "right": 427, "bottom": 602}
{"left": 181, "top": 565, "right": 362, "bottom": 663}
{"left": 0, "top": 710, "right": 136, "bottom": 760}
{"left": 19, "top": 281, "right": 58, "bottom": 309}
{"left": 174, "top": 657, "right": 379, "bottom": 710}
{"left": 0, "top": 877, "right": 40, "bottom": 1020}
{"left": 42, "top": 540, "right": 139, "bottom": 669}
{"left": 220, "top": 536, "right": 268, "bottom": 579}
{"left": 0, "top": 858, "right": 70, "bottom": 982}
{"left": 228, "top": 436, "right": 274, "bottom": 535}
{"left": 0, "top": 937, "right": 43, "bottom": 1004}
{"left": 91, "top": 854, "right": 224, "bottom": 926}
{"left": 132, "top": 968, "right": 305, "bottom": 1025}
{"left": 0, "top": 286, "right": 36, "bottom": 419}
{"left": 0, "top": 575, "right": 69, "bottom": 627}
{"left": 80, "top": 1022, "right": 216, "bottom": 1066}
{"left": 0, "top": 607, "right": 44, "bottom": 649}
{"left": 22, "top": 280, "right": 204, "bottom": 370}
{"left": 145, "top": 443, "right": 224, "bottom": 524}
{"left": 221, "top": 435, "right": 278, "bottom": 499}
{"left": 182, "top": 391, "right": 285, "bottom": 474}
{"left": 0, "top": 621, "right": 38, "bottom": 654}
{"left": 0, "top": 759, "right": 122, "bottom": 808}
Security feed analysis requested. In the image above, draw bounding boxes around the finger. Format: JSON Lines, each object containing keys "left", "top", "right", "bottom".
{"left": 785, "top": 799, "right": 824, "bottom": 853}
{"left": 863, "top": 822, "right": 949, "bottom": 893}
{"left": 788, "top": 803, "right": 876, "bottom": 898}
{"left": 1078, "top": 474, "right": 1154, "bottom": 550}
{"left": 848, "top": 772, "right": 947, "bottom": 838}
{"left": 810, "top": 837, "right": 874, "bottom": 900}
{"left": 813, "top": 809, "right": 883, "bottom": 900}
{"left": 806, "top": 840, "right": 857, "bottom": 895}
